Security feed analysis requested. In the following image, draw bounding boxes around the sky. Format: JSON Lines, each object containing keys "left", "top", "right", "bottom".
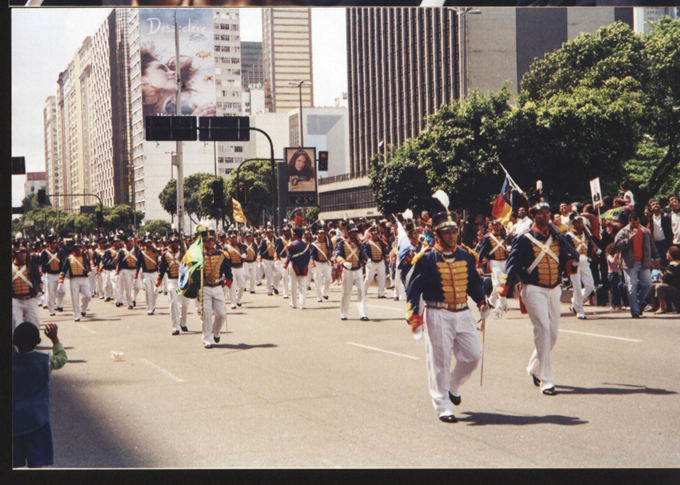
{"left": 11, "top": 7, "right": 347, "bottom": 206}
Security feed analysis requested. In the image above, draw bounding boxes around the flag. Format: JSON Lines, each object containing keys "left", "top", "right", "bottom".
{"left": 232, "top": 198, "right": 247, "bottom": 224}
{"left": 178, "top": 236, "right": 204, "bottom": 299}
{"left": 491, "top": 178, "right": 513, "bottom": 224}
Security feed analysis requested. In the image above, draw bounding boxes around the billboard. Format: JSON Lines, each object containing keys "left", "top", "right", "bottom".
{"left": 139, "top": 9, "right": 216, "bottom": 121}
{"left": 285, "top": 147, "right": 317, "bottom": 194}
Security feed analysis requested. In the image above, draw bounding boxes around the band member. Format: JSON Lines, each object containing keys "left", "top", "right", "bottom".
{"left": 12, "top": 241, "right": 43, "bottom": 331}
{"left": 258, "top": 225, "right": 281, "bottom": 296}
{"left": 276, "top": 227, "right": 292, "bottom": 299}
{"left": 39, "top": 236, "right": 65, "bottom": 316}
{"left": 334, "top": 224, "right": 369, "bottom": 321}
{"left": 242, "top": 230, "right": 259, "bottom": 294}
{"left": 222, "top": 229, "right": 246, "bottom": 309}
{"left": 136, "top": 236, "right": 160, "bottom": 315}
{"left": 395, "top": 220, "right": 423, "bottom": 301}
{"left": 475, "top": 220, "right": 509, "bottom": 312}
{"left": 498, "top": 196, "right": 580, "bottom": 396}
{"left": 567, "top": 215, "right": 596, "bottom": 320}
{"left": 406, "top": 211, "right": 489, "bottom": 423}
{"left": 200, "top": 229, "right": 232, "bottom": 349}
{"left": 284, "top": 227, "right": 311, "bottom": 309}
{"left": 59, "top": 240, "right": 92, "bottom": 322}
{"left": 310, "top": 227, "right": 333, "bottom": 302}
{"left": 92, "top": 237, "right": 107, "bottom": 300}
{"left": 116, "top": 236, "right": 138, "bottom": 310}
{"left": 363, "top": 225, "right": 389, "bottom": 299}
{"left": 101, "top": 236, "right": 122, "bottom": 305}
{"left": 85, "top": 239, "right": 97, "bottom": 298}
{"left": 157, "top": 235, "right": 188, "bottom": 335}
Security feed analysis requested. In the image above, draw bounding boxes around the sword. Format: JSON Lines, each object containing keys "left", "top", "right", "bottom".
{"left": 479, "top": 316, "right": 486, "bottom": 386}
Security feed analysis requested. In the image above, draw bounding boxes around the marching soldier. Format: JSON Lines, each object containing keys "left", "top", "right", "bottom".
{"left": 157, "top": 235, "right": 189, "bottom": 335}
{"left": 116, "top": 236, "right": 138, "bottom": 310}
{"left": 258, "top": 225, "right": 281, "bottom": 296}
{"left": 497, "top": 196, "right": 580, "bottom": 396}
{"left": 363, "top": 225, "right": 389, "bottom": 299}
{"left": 566, "top": 215, "right": 597, "bottom": 320}
{"left": 406, "top": 211, "right": 489, "bottom": 423}
{"left": 200, "top": 229, "right": 232, "bottom": 349}
{"left": 86, "top": 239, "right": 97, "bottom": 298}
{"left": 242, "top": 230, "right": 259, "bottom": 294}
{"left": 475, "top": 220, "right": 510, "bottom": 312}
{"left": 39, "top": 236, "right": 66, "bottom": 316}
{"left": 310, "top": 226, "right": 333, "bottom": 302}
{"left": 58, "top": 239, "right": 92, "bottom": 321}
{"left": 222, "top": 228, "right": 246, "bottom": 309}
{"left": 101, "top": 235, "right": 122, "bottom": 305}
{"left": 276, "top": 227, "right": 292, "bottom": 299}
{"left": 284, "top": 227, "right": 312, "bottom": 309}
{"left": 92, "top": 237, "right": 107, "bottom": 300}
{"left": 12, "top": 241, "right": 43, "bottom": 331}
{"left": 136, "top": 236, "right": 160, "bottom": 315}
{"left": 334, "top": 224, "right": 369, "bottom": 321}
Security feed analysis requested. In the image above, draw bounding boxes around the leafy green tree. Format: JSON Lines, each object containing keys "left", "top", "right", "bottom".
{"left": 226, "top": 160, "right": 275, "bottom": 225}
{"left": 158, "top": 173, "right": 215, "bottom": 224}
{"left": 141, "top": 219, "right": 173, "bottom": 236}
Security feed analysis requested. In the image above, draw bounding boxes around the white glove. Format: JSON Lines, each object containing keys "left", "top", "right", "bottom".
{"left": 494, "top": 298, "right": 508, "bottom": 319}
{"left": 57, "top": 282, "right": 65, "bottom": 294}
{"left": 480, "top": 307, "right": 491, "bottom": 322}
{"left": 343, "top": 262, "right": 352, "bottom": 270}
{"left": 240, "top": 254, "right": 247, "bottom": 259}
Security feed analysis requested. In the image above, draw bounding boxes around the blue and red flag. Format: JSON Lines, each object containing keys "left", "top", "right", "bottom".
{"left": 491, "top": 178, "right": 513, "bottom": 224}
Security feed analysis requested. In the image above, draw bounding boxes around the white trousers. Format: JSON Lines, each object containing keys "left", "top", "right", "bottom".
{"left": 313, "top": 262, "right": 332, "bottom": 300}
{"left": 489, "top": 259, "right": 508, "bottom": 308}
{"left": 228, "top": 266, "right": 246, "bottom": 304}
{"left": 262, "top": 259, "right": 281, "bottom": 295}
{"left": 40, "top": 275, "right": 46, "bottom": 306}
{"left": 88, "top": 271, "right": 97, "bottom": 297}
{"left": 12, "top": 297, "right": 41, "bottom": 331}
{"left": 45, "top": 273, "right": 65, "bottom": 313}
{"left": 244, "top": 262, "right": 257, "bottom": 292}
{"left": 95, "top": 270, "right": 104, "bottom": 297}
{"left": 522, "top": 284, "right": 561, "bottom": 391}
{"left": 394, "top": 270, "right": 407, "bottom": 300}
{"left": 119, "top": 269, "right": 136, "bottom": 306}
{"left": 141, "top": 272, "right": 158, "bottom": 312}
{"left": 571, "top": 258, "right": 595, "bottom": 316}
{"left": 103, "top": 270, "right": 119, "bottom": 302}
{"left": 289, "top": 266, "right": 310, "bottom": 308}
{"left": 278, "top": 260, "right": 290, "bottom": 297}
{"left": 201, "top": 285, "right": 227, "bottom": 346}
{"left": 424, "top": 307, "right": 482, "bottom": 417}
{"left": 364, "top": 260, "right": 386, "bottom": 297}
{"left": 69, "top": 277, "right": 91, "bottom": 317}
{"left": 166, "top": 279, "right": 188, "bottom": 331}
{"left": 340, "top": 268, "right": 367, "bottom": 318}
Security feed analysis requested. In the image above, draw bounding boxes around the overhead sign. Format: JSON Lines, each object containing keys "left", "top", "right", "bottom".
{"left": 145, "top": 115, "right": 197, "bottom": 141}
{"left": 285, "top": 147, "right": 317, "bottom": 207}
{"left": 199, "top": 116, "right": 250, "bottom": 142}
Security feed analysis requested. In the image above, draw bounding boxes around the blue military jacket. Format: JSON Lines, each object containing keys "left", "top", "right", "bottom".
{"left": 286, "top": 239, "right": 312, "bottom": 276}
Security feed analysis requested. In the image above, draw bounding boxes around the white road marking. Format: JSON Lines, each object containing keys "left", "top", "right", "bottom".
{"left": 79, "top": 325, "right": 96, "bottom": 334}
{"left": 347, "top": 342, "right": 419, "bottom": 360}
{"left": 559, "top": 329, "right": 642, "bottom": 343}
{"left": 139, "top": 358, "right": 185, "bottom": 383}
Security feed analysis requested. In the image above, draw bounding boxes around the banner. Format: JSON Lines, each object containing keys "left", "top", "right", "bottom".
{"left": 178, "top": 235, "right": 204, "bottom": 299}
{"left": 139, "top": 9, "right": 216, "bottom": 121}
{"left": 491, "top": 178, "right": 513, "bottom": 224}
{"left": 590, "top": 177, "right": 603, "bottom": 209}
{"left": 232, "top": 198, "right": 247, "bottom": 223}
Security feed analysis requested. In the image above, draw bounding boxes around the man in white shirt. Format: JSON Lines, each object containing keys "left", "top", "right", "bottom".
{"left": 669, "top": 195, "right": 680, "bottom": 246}
{"left": 647, "top": 200, "right": 671, "bottom": 267}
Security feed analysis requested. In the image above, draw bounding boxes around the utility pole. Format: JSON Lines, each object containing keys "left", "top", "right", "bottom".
{"left": 174, "top": 11, "right": 185, "bottom": 248}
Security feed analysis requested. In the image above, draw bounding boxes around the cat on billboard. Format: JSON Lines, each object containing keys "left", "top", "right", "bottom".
{"left": 286, "top": 148, "right": 317, "bottom": 193}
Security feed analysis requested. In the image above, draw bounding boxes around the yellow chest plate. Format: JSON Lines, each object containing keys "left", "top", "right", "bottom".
{"left": 204, "top": 253, "right": 224, "bottom": 285}
{"left": 436, "top": 260, "right": 468, "bottom": 305}
{"left": 531, "top": 239, "right": 561, "bottom": 286}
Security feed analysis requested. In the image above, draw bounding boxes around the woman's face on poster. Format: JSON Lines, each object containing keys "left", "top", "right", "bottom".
{"left": 294, "top": 155, "right": 307, "bottom": 172}
{"left": 144, "top": 60, "right": 176, "bottom": 92}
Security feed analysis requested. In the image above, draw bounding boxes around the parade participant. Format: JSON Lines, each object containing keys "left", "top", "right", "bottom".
{"left": 133, "top": 237, "right": 143, "bottom": 305}
{"left": 613, "top": 211, "right": 660, "bottom": 318}
{"left": 258, "top": 225, "right": 281, "bottom": 295}
{"left": 334, "top": 224, "right": 369, "bottom": 321}
{"left": 395, "top": 219, "right": 423, "bottom": 301}
{"left": 39, "top": 236, "right": 65, "bottom": 316}
{"left": 567, "top": 215, "right": 596, "bottom": 320}
{"left": 58, "top": 239, "right": 92, "bottom": 322}
{"left": 243, "top": 230, "right": 259, "bottom": 294}
{"left": 157, "top": 235, "right": 189, "bottom": 335}
{"left": 363, "top": 225, "right": 389, "bottom": 299}
{"left": 406, "top": 211, "right": 489, "bottom": 423}
{"left": 284, "top": 227, "right": 311, "bottom": 309}
{"left": 276, "top": 227, "right": 292, "bottom": 299}
{"left": 85, "top": 239, "right": 97, "bottom": 298}
{"left": 12, "top": 241, "right": 43, "bottom": 331}
{"left": 475, "top": 220, "right": 509, "bottom": 312}
{"left": 116, "top": 236, "right": 138, "bottom": 310}
{"left": 498, "top": 195, "right": 580, "bottom": 395}
{"left": 310, "top": 226, "right": 333, "bottom": 302}
{"left": 92, "top": 237, "right": 107, "bottom": 300}
{"left": 200, "top": 229, "right": 232, "bottom": 349}
{"left": 101, "top": 236, "right": 122, "bottom": 305}
{"left": 223, "top": 228, "right": 246, "bottom": 309}
{"left": 136, "top": 236, "right": 160, "bottom": 315}
{"left": 155, "top": 236, "right": 169, "bottom": 295}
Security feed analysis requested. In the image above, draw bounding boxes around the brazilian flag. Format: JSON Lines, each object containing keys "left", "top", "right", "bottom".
{"left": 178, "top": 235, "right": 204, "bottom": 299}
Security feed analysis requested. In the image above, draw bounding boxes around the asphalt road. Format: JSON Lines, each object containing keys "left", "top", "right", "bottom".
{"left": 30, "top": 280, "right": 680, "bottom": 468}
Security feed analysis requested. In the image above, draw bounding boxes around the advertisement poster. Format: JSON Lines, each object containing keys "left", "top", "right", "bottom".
{"left": 285, "top": 147, "right": 317, "bottom": 194}
{"left": 139, "top": 8, "right": 216, "bottom": 121}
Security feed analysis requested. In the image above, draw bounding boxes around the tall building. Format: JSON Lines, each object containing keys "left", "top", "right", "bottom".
{"left": 241, "top": 41, "right": 264, "bottom": 88}
{"left": 634, "top": 7, "right": 679, "bottom": 34}
{"left": 262, "top": 8, "right": 314, "bottom": 113}
{"left": 319, "top": 7, "right": 634, "bottom": 220}
{"left": 24, "top": 172, "right": 47, "bottom": 201}
{"left": 42, "top": 96, "right": 60, "bottom": 209}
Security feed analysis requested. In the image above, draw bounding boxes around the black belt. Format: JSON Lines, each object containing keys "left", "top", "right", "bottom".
{"left": 231, "top": 263, "right": 243, "bottom": 269}
{"left": 142, "top": 269, "right": 157, "bottom": 273}
{"left": 205, "top": 283, "right": 221, "bottom": 287}
{"left": 70, "top": 275, "right": 87, "bottom": 278}
{"left": 13, "top": 294, "right": 34, "bottom": 300}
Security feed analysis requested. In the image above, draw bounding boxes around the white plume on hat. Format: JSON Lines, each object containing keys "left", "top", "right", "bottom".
{"left": 432, "top": 189, "right": 450, "bottom": 211}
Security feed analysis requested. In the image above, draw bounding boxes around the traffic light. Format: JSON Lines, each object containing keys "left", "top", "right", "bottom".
{"left": 12, "top": 157, "right": 26, "bottom": 175}
{"left": 213, "top": 178, "right": 224, "bottom": 208}
{"left": 96, "top": 211, "right": 104, "bottom": 227}
{"left": 318, "top": 151, "right": 329, "bottom": 172}
{"left": 37, "top": 189, "right": 46, "bottom": 205}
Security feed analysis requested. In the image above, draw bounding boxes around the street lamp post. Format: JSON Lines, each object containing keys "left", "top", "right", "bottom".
{"left": 289, "top": 80, "right": 311, "bottom": 147}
